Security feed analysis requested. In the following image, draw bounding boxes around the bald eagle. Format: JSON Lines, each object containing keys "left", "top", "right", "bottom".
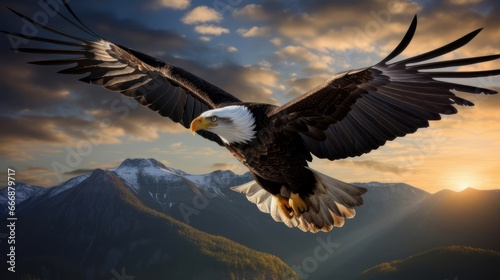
{"left": 5, "top": 1, "right": 499, "bottom": 233}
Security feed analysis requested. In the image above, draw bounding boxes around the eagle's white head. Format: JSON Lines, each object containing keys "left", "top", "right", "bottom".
{"left": 190, "top": 105, "right": 256, "bottom": 144}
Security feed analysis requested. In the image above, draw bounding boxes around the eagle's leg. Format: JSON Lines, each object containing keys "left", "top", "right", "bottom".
{"left": 274, "top": 194, "right": 292, "bottom": 217}
{"left": 289, "top": 192, "right": 308, "bottom": 217}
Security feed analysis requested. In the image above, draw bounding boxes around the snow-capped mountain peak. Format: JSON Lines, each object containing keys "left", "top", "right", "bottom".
{"left": 110, "top": 158, "right": 194, "bottom": 193}
{"left": 117, "top": 158, "right": 168, "bottom": 170}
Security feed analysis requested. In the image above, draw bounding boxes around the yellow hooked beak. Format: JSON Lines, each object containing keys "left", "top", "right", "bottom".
{"left": 190, "top": 116, "right": 217, "bottom": 135}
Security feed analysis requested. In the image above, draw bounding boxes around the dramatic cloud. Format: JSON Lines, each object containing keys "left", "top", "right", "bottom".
{"left": 449, "top": 0, "right": 482, "bottom": 4}
{"left": 343, "top": 160, "right": 411, "bottom": 175}
{"left": 1, "top": 0, "right": 499, "bottom": 191}
{"left": 170, "top": 59, "right": 280, "bottom": 105}
{"left": 237, "top": 26, "right": 270, "bottom": 37}
{"left": 64, "top": 168, "right": 95, "bottom": 176}
{"left": 233, "top": 4, "right": 272, "bottom": 21}
{"left": 194, "top": 24, "right": 230, "bottom": 35}
{"left": 153, "top": 0, "right": 190, "bottom": 10}
{"left": 0, "top": 115, "right": 76, "bottom": 161}
{"left": 5, "top": 166, "right": 55, "bottom": 187}
{"left": 227, "top": 46, "right": 238, "bottom": 53}
{"left": 0, "top": 106, "right": 188, "bottom": 162}
{"left": 94, "top": 18, "right": 190, "bottom": 53}
{"left": 283, "top": 75, "right": 330, "bottom": 98}
{"left": 169, "top": 142, "right": 184, "bottom": 148}
{"left": 270, "top": 37, "right": 282, "bottom": 46}
{"left": 238, "top": 66, "right": 281, "bottom": 91}
{"left": 149, "top": 146, "right": 221, "bottom": 157}
{"left": 275, "top": 45, "right": 333, "bottom": 74}
{"left": 199, "top": 36, "right": 211, "bottom": 42}
{"left": 182, "top": 6, "right": 222, "bottom": 24}
{"left": 209, "top": 163, "right": 247, "bottom": 173}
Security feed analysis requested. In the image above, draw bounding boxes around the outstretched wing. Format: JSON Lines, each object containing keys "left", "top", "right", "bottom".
{"left": 270, "top": 15, "right": 500, "bottom": 160}
{"left": 3, "top": 1, "right": 240, "bottom": 145}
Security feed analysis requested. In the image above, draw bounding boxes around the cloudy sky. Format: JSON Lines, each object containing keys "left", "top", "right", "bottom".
{"left": 0, "top": 0, "right": 499, "bottom": 193}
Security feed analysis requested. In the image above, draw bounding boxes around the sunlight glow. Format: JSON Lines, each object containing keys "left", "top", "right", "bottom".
{"left": 447, "top": 171, "right": 479, "bottom": 192}
{"left": 456, "top": 181, "right": 470, "bottom": 192}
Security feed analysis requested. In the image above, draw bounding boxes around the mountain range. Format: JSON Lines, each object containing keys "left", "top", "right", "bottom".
{"left": 0, "top": 160, "right": 297, "bottom": 280}
{"left": 1, "top": 158, "right": 499, "bottom": 280}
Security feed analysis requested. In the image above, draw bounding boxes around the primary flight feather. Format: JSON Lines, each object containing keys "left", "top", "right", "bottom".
{"left": 5, "top": 1, "right": 499, "bottom": 233}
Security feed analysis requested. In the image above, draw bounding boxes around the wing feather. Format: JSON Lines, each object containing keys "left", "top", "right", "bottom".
{"left": 348, "top": 110, "right": 386, "bottom": 147}
{"left": 387, "top": 28, "right": 483, "bottom": 66}
{"left": 271, "top": 16, "right": 499, "bottom": 160}
{"left": 5, "top": 1, "right": 241, "bottom": 146}
{"left": 407, "top": 55, "right": 500, "bottom": 70}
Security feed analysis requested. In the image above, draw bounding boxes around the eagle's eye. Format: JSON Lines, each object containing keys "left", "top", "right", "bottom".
{"left": 210, "top": 116, "right": 219, "bottom": 122}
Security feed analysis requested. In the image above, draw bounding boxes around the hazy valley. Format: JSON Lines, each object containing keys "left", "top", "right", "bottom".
{"left": 1, "top": 158, "right": 498, "bottom": 280}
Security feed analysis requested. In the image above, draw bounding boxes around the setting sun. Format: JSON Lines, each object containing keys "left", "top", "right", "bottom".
{"left": 455, "top": 181, "right": 471, "bottom": 192}
{"left": 446, "top": 171, "right": 480, "bottom": 192}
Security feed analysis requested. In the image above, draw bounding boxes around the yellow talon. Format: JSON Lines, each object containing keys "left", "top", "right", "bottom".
{"left": 289, "top": 192, "right": 308, "bottom": 217}
{"left": 275, "top": 195, "right": 292, "bottom": 217}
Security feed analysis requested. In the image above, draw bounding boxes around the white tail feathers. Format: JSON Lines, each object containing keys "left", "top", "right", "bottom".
{"left": 231, "top": 167, "right": 367, "bottom": 233}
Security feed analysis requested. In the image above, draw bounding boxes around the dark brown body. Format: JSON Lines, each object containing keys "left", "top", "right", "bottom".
{"left": 224, "top": 104, "right": 316, "bottom": 197}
